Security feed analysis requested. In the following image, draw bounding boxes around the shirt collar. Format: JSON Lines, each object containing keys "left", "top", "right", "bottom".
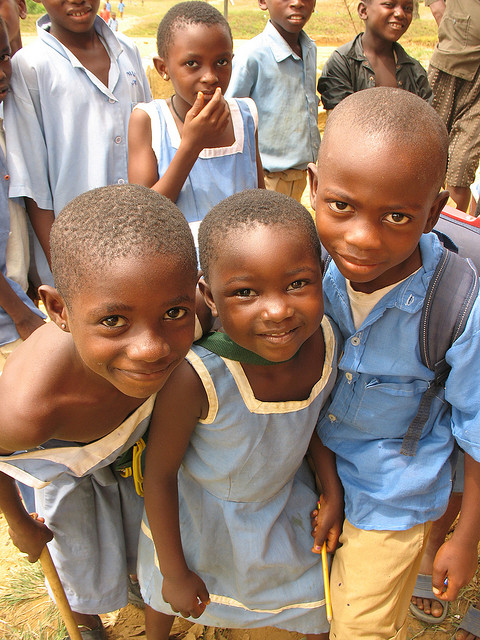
{"left": 348, "top": 32, "right": 415, "bottom": 67}
{"left": 326, "top": 232, "right": 445, "bottom": 316}
{"left": 36, "top": 14, "right": 123, "bottom": 65}
{"left": 263, "top": 19, "right": 312, "bottom": 62}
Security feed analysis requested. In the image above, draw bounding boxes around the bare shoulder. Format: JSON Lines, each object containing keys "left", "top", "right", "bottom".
{"left": 151, "top": 356, "right": 207, "bottom": 427}
{"left": 0, "top": 323, "right": 80, "bottom": 451}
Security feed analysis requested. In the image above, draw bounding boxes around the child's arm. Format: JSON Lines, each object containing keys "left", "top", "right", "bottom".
{"left": 128, "top": 88, "right": 230, "bottom": 204}
{"left": 0, "top": 470, "right": 53, "bottom": 561}
{"left": 143, "top": 358, "right": 210, "bottom": 618}
{"left": 428, "top": 0, "right": 446, "bottom": 26}
{"left": 25, "top": 198, "right": 55, "bottom": 268}
{"left": 308, "top": 431, "right": 344, "bottom": 553}
{"left": 431, "top": 452, "right": 480, "bottom": 601}
{"left": 0, "top": 272, "right": 44, "bottom": 339}
{"left": 255, "top": 131, "right": 265, "bottom": 189}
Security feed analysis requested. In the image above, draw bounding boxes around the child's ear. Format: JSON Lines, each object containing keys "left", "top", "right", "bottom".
{"left": 258, "top": 0, "right": 268, "bottom": 11}
{"left": 16, "top": 0, "right": 27, "bottom": 19}
{"left": 153, "top": 56, "right": 169, "bottom": 81}
{"left": 358, "top": 1, "right": 368, "bottom": 20}
{"left": 308, "top": 162, "right": 318, "bottom": 211}
{"left": 39, "top": 285, "right": 70, "bottom": 332}
{"left": 198, "top": 277, "right": 219, "bottom": 318}
{"left": 424, "top": 190, "right": 450, "bottom": 234}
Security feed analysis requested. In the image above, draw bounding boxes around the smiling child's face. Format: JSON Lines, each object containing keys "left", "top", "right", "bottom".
{"left": 201, "top": 224, "right": 324, "bottom": 363}
{"left": 56, "top": 252, "right": 197, "bottom": 399}
{"left": 310, "top": 130, "right": 447, "bottom": 293}
{"left": 358, "top": 0, "right": 413, "bottom": 43}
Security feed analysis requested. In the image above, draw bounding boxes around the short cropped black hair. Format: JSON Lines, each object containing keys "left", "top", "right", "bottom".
{"left": 198, "top": 189, "right": 322, "bottom": 282}
{"left": 157, "top": 0, "right": 232, "bottom": 59}
{"left": 51, "top": 184, "right": 197, "bottom": 306}
{"left": 320, "top": 87, "right": 449, "bottom": 192}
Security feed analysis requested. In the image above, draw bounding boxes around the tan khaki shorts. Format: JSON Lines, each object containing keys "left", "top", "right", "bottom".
{"left": 263, "top": 168, "right": 307, "bottom": 203}
{"left": 330, "top": 519, "right": 431, "bottom": 640}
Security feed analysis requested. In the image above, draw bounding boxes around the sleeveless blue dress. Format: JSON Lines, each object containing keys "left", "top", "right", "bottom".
{"left": 138, "top": 317, "right": 340, "bottom": 634}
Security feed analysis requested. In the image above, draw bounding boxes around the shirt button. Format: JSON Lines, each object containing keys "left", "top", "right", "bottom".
{"left": 345, "top": 372, "right": 353, "bottom": 381}
{"left": 108, "top": 97, "right": 116, "bottom": 103}
{"left": 328, "top": 414, "right": 337, "bottom": 423}
{"left": 398, "top": 80, "right": 403, "bottom": 86}
{"left": 114, "top": 136, "right": 122, "bottom": 144}
{"left": 351, "top": 336, "right": 361, "bottom": 346}
{"left": 4, "top": 174, "right": 8, "bottom": 180}
{"left": 369, "top": 76, "right": 374, "bottom": 81}
{"left": 117, "top": 178, "right": 125, "bottom": 184}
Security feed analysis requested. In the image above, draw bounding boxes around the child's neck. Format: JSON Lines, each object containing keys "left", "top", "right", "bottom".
{"left": 49, "top": 22, "right": 111, "bottom": 86}
{"left": 270, "top": 21, "right": 303, "bottom": 58}
{"left": 241, "top": 326, "right": 325, "bottom": 403}
{"left": 361, "top": 31, "right": 398, "bottom": 88}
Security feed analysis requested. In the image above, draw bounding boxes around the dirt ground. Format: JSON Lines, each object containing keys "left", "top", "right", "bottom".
{"left": 1, "top": 514, "right": 479, "bottom": 640}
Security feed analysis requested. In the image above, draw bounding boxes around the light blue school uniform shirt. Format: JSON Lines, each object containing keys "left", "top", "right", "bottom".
{"left": 0, "top": 125, "right": 44, "bottom": 347}
{"left": 317, "top": 232, "right": 480, "bottom": 531}
{"left": 4, "top": 14, "right": 151, "bottom": 285}
{"left": 226, "top": 20, "right": 320, "bottom": 173}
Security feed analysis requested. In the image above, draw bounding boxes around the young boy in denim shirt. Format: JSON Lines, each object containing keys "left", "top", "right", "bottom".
{"left": 226, "top": 0, "right": 319, "bottom": 202}
{"left": 309, "top": 86, "right": 480, "bottom": 640}
{"left": 4, "top": 0, "right": 151, "bottom": 286}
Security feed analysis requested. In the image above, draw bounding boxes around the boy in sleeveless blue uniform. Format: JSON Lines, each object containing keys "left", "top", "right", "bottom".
{"left": 3, "top": 0, "right": 151, "bottom": 287}
{"left": 137, "top": 190, "right": 343, "bottom": 639}
{"left": 0, "top": 184, "right": 198, "bottom": 639}
{"left": 308, "top": 86, "right": 480, "bottom": 639}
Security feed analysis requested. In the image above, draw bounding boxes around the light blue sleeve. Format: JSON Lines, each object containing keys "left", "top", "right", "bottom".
{"left": 226, "top": 48, "right": 257, "bottom": 99}
{"left": 446, "top": 293, "right": 480, "bottom": 462}
{"left": 4, "top": 53, "right": 53, "bottom": 210}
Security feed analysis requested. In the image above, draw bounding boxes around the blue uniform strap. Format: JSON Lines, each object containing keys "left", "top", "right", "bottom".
{"left": 400, "top": 248, "right": 479, "bottom": 456}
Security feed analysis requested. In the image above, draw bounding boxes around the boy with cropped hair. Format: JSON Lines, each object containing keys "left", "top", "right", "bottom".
{"left": 318, "top": 0, "right": 431, "bottom": 111}
{"left": 309, "top": 87, "right": 480, "bottom": 639}
{"left": 4, "top": 0, "right": 151, "bottom": 286}
{"left": 0, "top": 184, "right": 198, "bottom": 639}
{"left": 226, "top": 0, "right": 319, "bottom": 201}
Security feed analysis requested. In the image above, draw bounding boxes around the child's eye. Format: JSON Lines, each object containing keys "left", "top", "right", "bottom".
{"left": 328, "top": 201, "right": 354, "bottom": 213}
{"left": 384, "top": 212, "right": 410, "bottom": 225}
{"left": 101, "top": 315, "right": 127, "bottom": 328}
{"left": 234, "top": 288, "right": 255, "bottom": 298}
{"left": 0, "top": 53, "right": 11, "bottom": 62}
{"left": 287, "top": 280, "right": 308, "bottom": 291}
{"left": 217, "top": 58, "right": 230, "bottom": 67}
{"left": 185, "top": 60, "right": 199, "bottom": 68}
{"left": 164, "top": 307, "right": 187, "bottom": 320}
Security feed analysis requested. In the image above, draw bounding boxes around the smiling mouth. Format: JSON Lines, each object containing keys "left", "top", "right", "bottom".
{"left": 388, "top": 22, "right": 405, "bottom": 28}
{"left": 67, "top": 7, "right": 91, "bottom": 16}
{"left": 288, "top": 14, "right": 305, "bottom": 21}
{"left": 118, "top": 362, "right": 176, "bottom": 380}
{"left": 258, "top": 328, "right": 298, "bottom": 343}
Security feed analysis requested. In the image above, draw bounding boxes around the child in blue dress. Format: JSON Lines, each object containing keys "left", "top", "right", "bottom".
{"left": 128, "top": 2, "right": 264, "bottom": 247}
{"left": 138, "top": 189, "right": 343, "bottom": 640}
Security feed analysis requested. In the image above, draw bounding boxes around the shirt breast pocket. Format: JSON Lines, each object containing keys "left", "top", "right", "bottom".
{"left": 351, "top": 377, "right": 430, "bottom": 438}
{"left": 438, "top": 14, "right": 472, "bottom": 51}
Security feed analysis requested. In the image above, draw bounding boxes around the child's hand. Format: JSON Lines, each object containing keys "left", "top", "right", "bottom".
{"left": 311, "top": 494, "right": 343, "bottom": 554}
{"left": 182, "top": 88, "right": 230, "bottom": 153}
{"left": 431, "top": 536, "right": 479, "bottom": 601}
{"left": 8, "top": 512, "right": 54, "bottom": 563}
{"left": 162, "top": 569, "right": 210, "bottom": 619}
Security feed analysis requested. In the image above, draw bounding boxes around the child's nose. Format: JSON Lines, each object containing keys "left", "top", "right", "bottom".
{"left": 127, "top": 329, "right": 171, "bottom": 362}
{"left": 202, "top": 67, "right": 219, "bottom": 84}
{"left": 344, "top": 220, "right": 382, "bottom": 252}
{"left": 261, "top": 296, "right": 295, "bottom": 322}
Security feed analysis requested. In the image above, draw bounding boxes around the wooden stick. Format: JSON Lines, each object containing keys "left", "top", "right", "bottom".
{"left": 39, "top": 546, "right": 83, "bottom": 640}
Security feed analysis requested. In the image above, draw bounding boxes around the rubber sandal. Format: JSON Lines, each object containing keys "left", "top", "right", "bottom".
{"left": 409, "top": 573, "right": 449, "bottom": 624}
{"left": 64, "top": 615, "right": 107, "bottom": 640}
{"left": 455, "top": 605, "right": 480, "bottom": 638}
{"left": 127, "top": 575, "right": 145, "bottom": 609}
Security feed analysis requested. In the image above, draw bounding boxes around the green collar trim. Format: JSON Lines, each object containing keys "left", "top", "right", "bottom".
{"left": 195, "top": 331, "right": 295, "bottom": 366}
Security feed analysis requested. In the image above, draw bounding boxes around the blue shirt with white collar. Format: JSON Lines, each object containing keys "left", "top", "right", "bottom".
{"left": 317, "top": 232, "right": 480, "bottom": 531}
{"left": 226, "top": 20, "right": 320, "bottom": 173}
{"left": 4, "top": 14, "right": 151, "bottom": 285}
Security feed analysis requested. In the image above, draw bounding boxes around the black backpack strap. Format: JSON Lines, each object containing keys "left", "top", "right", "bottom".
{"left": 400, "top": 249, "right": 479, "bottom": 456}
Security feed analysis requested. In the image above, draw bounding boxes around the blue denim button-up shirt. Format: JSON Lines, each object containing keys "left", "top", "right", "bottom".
{"left": 317, "top": 232, "right": 480, "bottom": 530}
